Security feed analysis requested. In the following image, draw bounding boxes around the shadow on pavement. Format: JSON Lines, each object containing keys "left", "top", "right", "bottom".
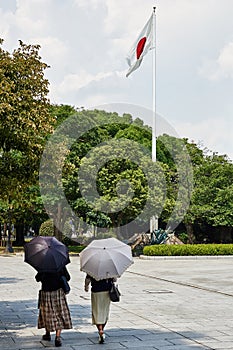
{"left": 0, "top": 299, "right": 210, "bottom": 349}
{"left": 0, "top": 277, "right": 23, "bottom": 284}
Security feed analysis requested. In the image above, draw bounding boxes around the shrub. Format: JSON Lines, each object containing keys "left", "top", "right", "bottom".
{"left": 68, "top": 245, "right": 85, "bottom": 254}
{"left": 39, "top": 219, "right": 54, "bottom": 236}
{"left": 177, "top": 232, "right": 189, "bottom": 244}
{"left": 143, "top": 244, "right": 233, "bottom": 256}
{"left": 39, "top": 219, "right": 74, "bottom": 243}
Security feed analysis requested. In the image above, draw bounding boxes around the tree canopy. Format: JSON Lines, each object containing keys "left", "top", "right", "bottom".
{"left": 0, "top": 39, "right": 54, "bottom": 243}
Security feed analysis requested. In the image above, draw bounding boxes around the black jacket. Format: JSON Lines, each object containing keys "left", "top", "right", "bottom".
{"left": 87, "top": 275, "right": 114, "bottom": 293}
{"left": 35, "top": 266, "right": 70, "bottom": 292}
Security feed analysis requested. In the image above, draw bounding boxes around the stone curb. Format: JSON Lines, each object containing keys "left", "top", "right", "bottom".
{"left": 139, "top": 254, "right": 233, "bottom": 260}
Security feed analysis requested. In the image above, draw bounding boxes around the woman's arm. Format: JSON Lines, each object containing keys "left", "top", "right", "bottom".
{"left": 62, "top": 266, "right": 71, "bottom": 281}
{"left": 84, "top": 275, "right": 91, "bottom": 292}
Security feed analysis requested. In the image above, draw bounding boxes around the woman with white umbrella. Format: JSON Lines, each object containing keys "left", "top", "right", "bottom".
{"left": 84, "top": 274, "right": 116, "bottom": 343}
{"left": 80, "top": 237, "right": 133, "bottom": 344}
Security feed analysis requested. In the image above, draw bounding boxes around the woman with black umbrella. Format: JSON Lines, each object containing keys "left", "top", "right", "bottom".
{"left": 36, "top": 266, "right": 72, "bottom": 347}
{"left": 24, "top": 236, "right": 73, "bottom": 347}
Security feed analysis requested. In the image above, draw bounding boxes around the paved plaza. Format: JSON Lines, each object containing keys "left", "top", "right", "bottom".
{"left": 1, "top": 254, "right": 233, "bottom": 349}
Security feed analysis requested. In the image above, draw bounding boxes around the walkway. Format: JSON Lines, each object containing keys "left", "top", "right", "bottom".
{"left": 1, "top": 254, "right": 233, "bottom": 349}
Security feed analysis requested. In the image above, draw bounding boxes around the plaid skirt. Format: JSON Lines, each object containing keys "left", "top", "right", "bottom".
{"left": 38, "top": 288, "right": 72, "bottom": 332}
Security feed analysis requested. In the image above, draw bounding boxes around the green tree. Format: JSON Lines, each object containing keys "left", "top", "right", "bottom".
{"left": 49, "top": 104, "right": 78, "bottom": 126}
{"left": 38, "top": 105, "right": 233, "bottom": 244}
{"left": 190, "top": 153, "right": 233, "bottom": 242}
{"left": 155, "top": 135, "right": 194, "bottom": 239}
{"left": 0, "top": 39, "right": 54, "bottom": 246}
{"left": 59, "top": 110, "right": 166, "bottom": 238}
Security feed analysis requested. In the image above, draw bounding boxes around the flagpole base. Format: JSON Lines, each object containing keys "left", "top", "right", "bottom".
{"left": 150, "top": 216, "right": 158, "bottom": 233}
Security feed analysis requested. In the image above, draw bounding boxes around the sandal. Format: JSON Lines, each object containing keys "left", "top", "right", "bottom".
{"left": 42, "top": 333, "right": 51, "bottom": 341}
{"left": 98, "top": 331, "right": 105, "bottom": 344}
{"left": 55, "top": 336, "right": 62, "bottom": 347}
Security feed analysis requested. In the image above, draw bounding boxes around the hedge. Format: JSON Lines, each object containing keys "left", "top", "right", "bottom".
{"left": 0, "top": 244, "right": 85, "bottom": 254}
{"left": 68, "top": 245, "right": 85, "bottom": 254}
{"left": 143, "top": 244, "right": 233, "bottom": 256}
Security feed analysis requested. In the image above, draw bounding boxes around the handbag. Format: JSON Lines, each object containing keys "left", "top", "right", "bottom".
{"left": 60, "top": 275, "right": 71, "bottom": 294}
{"left": 109, "top": 282, "right": 121, "bottom": 302}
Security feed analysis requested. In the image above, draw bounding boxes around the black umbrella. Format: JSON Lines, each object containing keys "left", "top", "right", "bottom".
{"left": 24, "top": 236, "right": 70, "bottom": 273}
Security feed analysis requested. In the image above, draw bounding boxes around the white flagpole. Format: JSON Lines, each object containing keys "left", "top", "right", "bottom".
{"left": 152, "top": 7, "right": 156, "bottom": 163}
{"left": 150, "top": 7, "right": 158, "bottom": 233}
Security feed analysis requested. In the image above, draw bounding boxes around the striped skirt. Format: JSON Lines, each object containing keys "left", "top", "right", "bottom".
{"left": 38, "top": 288, "right": 72, "bottom": 332}
{"left": 91, "top": 291, "right": 111, "bottom": 325}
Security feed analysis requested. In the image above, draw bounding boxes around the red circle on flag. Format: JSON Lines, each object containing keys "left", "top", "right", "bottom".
{"left": 136, "top": 37, "right": 147, "bottom": 59}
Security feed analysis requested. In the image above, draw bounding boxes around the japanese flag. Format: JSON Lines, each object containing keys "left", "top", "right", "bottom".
{"left": 126, "top": 13, "right": 154, "bottom": 77}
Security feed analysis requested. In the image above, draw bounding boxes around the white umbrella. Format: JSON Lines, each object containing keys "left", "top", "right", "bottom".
{"left": 79, "top": 237, "right": 134, "bottom": 280}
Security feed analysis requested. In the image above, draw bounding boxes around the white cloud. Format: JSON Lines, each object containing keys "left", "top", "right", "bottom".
{"left": 15, "top": 0, "right": 51, "bottom": 34}
{"left": 0, "top": 0, "right": 233, "bottom": 160}
{"left": 31, "top": 36, "right": 68, "bottom": 66}
{"left": 49, "top": 69, "right": 126, "bottom": 105}
{"left": 199, "top": 42, "right": 233, "bottom": 80}
{"left": 0, "top": 0, "right": 54, "bottom": 51}
{"left": 176, "top": 118, "right": 233, "bottom": 160}
{"left": 103, "top": 0, "right": 150, "bottom": 35}
{"left": 60, "top": 71, "right": 113, "bottom": 91}
{"left": 73, "top": 0, "right": 101, "bottom": 9}
{"left": 0, "top": 10, "right": 14, "bottom": 42}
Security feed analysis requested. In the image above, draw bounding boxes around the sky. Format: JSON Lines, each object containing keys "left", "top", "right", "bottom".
{"left": 0, "top": 0, "right": 233, "bottom": 161}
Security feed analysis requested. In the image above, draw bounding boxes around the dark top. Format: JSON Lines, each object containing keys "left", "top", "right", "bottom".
{"left": 35, "top": 266, "right": 70, "bottom": 292}
{"left": 87, "top": 275, "right": 114, "bottom": 293}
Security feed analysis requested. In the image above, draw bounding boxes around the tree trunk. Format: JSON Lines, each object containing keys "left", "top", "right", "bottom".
{"left": 219, "top": 226, "right": 232, "bottom": 243}
{"left": 54, "top": 224, "right": 63, "bottom": 241}
{"left": 53, "top": 203, "right": 64, "bottom": 241}
{"left": 185, "top": 222, "right": 195, "bottom": 244}
{"left": 14, "top": 223, "right": 25, "bottom": 246}
{"left": 3, "top": 222, "right": 7, "bottom": 236}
